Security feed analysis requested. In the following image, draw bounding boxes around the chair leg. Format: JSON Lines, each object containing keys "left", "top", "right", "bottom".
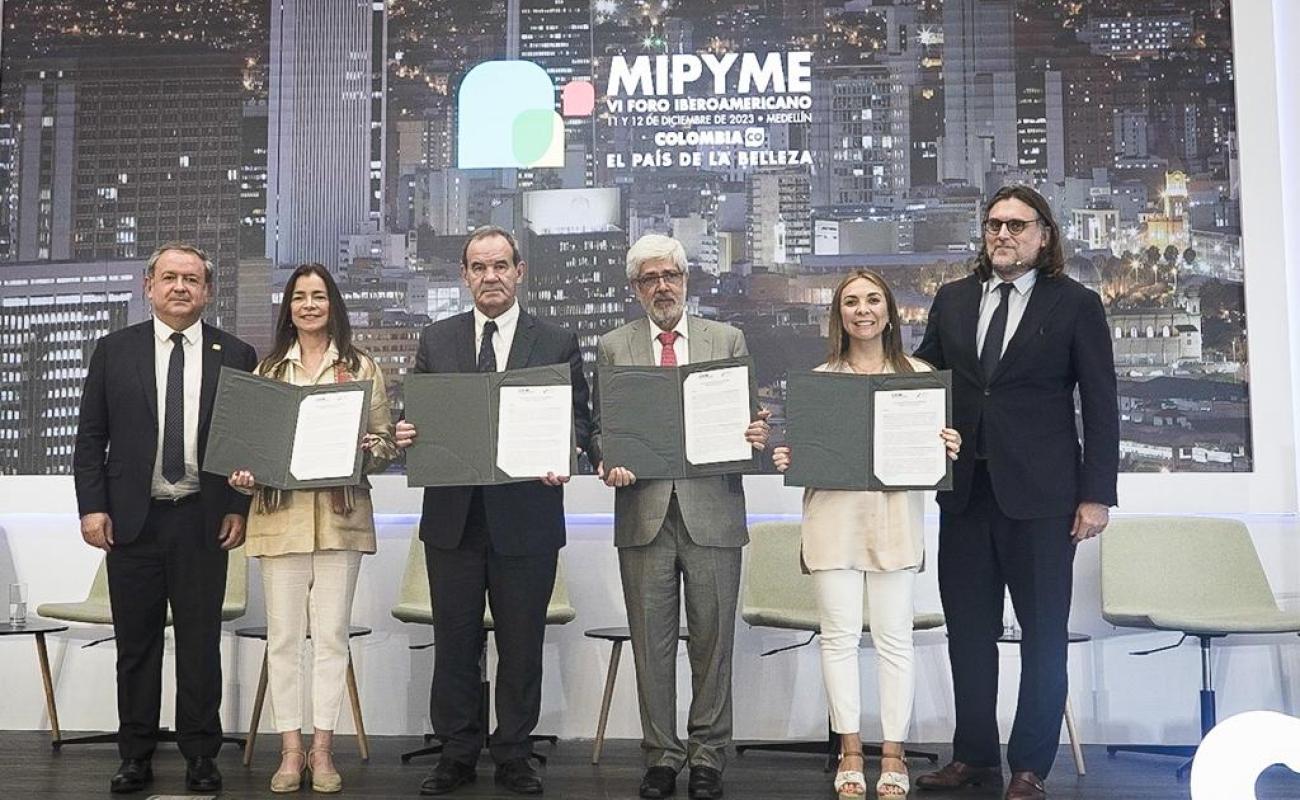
{"left": 346, "top": 654, "right": 369, "bottom": 762}
{"left": 1106, "top": 635, "right": 1216, "bottom": 779}
{"left": 397, "top": 676, "right": 481, "bottom": 764}
{"left": 736, "top": 719, "right": 836, "bottom": 766}
{"left": 737, "top": 720, "right": 939, "bottom": 771}
{"left": 52, "top": 732, "right": 119, "bottom": 748}
{"left": 592, "top": 640, "right": 623, "bottom": 764}
{"left": 401, "top": 735, "right": 444, "bottom": 763}
{"left": 36, "top": 632, "right": 62, "bottom": 747}
{"left": 402, "top": 640, "right": 558, "bottom": 764}
{"left": 1064, "top": 696, "right": 1085, "bottom": 775}
{"left": 244, "top": 648, "right": 270, "bottom": 767}
{"left": 1107, "top": 744, "right": 1198, "bottom": 758}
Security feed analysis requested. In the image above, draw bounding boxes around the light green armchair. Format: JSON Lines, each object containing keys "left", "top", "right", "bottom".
{"left": 390, "top": 535, "right": 574, "bottom": 762}
{"left": 34, "top": 547, "right": 248, "bottom": 749}
{"left": 1101, "top": 516, "right": 1300, "bottom": 775}
{"left": 736, "top": 521, "right": 943, "bottom": 765}
{"left": 390, "top": 535, "right": 575, "bottom": 629}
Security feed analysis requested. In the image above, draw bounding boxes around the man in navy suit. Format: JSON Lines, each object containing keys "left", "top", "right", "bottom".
{"left": 396, "top": 226, "right": 592, "bottom": 796}
{"left": 914, "top": 186, "right": 1118, "bottom": 800}
{"left": 74, "top": 242, "right": 257, "bottom": 794}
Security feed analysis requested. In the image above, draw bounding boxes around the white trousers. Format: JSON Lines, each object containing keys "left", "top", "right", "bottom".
{"left": 812, "top": 568, "right": 916, "bottom": 741}
{"left": 261, "top": 549, "right": 363, "bottom": 733}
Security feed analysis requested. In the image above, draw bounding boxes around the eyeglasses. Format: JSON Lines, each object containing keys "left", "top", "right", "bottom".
{"left": 983, "top": 217, "right": 1041, "bottom": 236}
{"left": 632, "top": 270, "right": 685, "bottom": 290}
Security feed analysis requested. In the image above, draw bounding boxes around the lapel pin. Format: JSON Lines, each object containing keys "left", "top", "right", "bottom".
{"left": 212, "top": 343, "right": 222, "bottom": 351}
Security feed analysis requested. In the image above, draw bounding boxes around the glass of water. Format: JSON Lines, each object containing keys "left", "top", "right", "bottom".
{"left": 8, "top": 582, "right": 27, "bottom": 626}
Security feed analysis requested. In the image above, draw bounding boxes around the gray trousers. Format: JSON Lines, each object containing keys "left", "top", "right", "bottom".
{"left": 618, "top": 497, "right": 743, "bottom": 771}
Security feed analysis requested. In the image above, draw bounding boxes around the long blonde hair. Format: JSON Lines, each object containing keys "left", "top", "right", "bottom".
{"left": 826, "top": 270, "right": 914, "bottom": 373}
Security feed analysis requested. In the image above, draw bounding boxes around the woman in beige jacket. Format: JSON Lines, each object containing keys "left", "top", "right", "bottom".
{"left": 228, "top": 263, "right": 397, "bottom": 793}
{"left": 773, "top": 270, "right": 960, "bottom": 800}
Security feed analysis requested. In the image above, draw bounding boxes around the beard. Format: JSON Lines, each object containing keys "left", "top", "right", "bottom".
{"left": 645, "top": 296, "right": 684, "bottom": 329}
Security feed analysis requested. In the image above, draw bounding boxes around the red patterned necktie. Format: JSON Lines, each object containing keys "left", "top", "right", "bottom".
{"left": 658, "top": 330, "right": 678, "bottom": 367}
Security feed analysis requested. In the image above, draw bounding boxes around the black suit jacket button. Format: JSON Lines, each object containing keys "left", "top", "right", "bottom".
{"left": 983, "top": 389, "right": 991, "bottom": 396}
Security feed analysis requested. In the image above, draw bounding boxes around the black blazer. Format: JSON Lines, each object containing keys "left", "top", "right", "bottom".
{"left": 73, "top": 320, "right": 259, "bottom": 549}
{"left": 914, "top": 273, "right": 1119, "bottom": 519}
{"left": 414, "top": 307, "right": 593, "bottom": 556}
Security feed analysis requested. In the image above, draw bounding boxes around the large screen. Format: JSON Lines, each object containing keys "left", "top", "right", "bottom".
{"left": 0, "top": 1, "right": 1249, "bottom": 476}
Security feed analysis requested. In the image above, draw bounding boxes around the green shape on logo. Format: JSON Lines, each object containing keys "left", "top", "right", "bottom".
{"left": 512, "top": 109, "right": 556, "bottom": 165}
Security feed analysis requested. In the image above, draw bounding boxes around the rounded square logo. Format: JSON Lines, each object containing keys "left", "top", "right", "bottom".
{"left": 458, "top": 61, "right": 565, "bottom": 169}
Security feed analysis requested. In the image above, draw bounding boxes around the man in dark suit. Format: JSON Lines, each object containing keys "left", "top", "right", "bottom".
{"left": 73, "top": 242, "right": 257, "bottom": 794}
{"left": 395, "top": 226, "right": 592, "bottom": 796}
{"left": 913, "top": 186, "right": 1118, "bottom": 800}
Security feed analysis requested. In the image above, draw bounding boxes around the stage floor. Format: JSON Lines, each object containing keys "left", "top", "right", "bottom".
{"left": 5, "top": 733, "right": 1298, "bottom": 798}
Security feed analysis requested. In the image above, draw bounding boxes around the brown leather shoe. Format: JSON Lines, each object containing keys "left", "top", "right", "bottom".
{"left": 1004, "top": 771, "right": 1046, "bottom": 799}
{"left": 915, "top": 761, "right": 1002, "bottom": 790}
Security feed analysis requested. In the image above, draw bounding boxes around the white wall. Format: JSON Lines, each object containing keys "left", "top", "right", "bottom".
{"left": 3, "top": 0, "right": 1300, "bottom": 746}
{"left": 3, "top": 504, "right": 1299, "bottom": 745}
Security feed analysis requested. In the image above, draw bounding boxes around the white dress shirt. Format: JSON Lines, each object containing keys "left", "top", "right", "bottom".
{"left": 649, "top": 314, "right": 691, "bottom": 366}
{"left": 473, "top": 300, "right": 521, "bottom": 372}
{"left": 975, "top": 269, "right": 1037, "bottom": 359}
{"left": 150, "top": 316, "right": 203, "bottom": 498}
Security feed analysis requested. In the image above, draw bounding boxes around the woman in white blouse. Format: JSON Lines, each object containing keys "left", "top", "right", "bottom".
{"left": 773, "top": 270, "right": 960, "bottom": 800}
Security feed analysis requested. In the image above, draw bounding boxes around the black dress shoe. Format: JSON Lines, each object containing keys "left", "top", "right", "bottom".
{"left": 185, "top": 755, "right": 222, "bottom": 792}
{"left": 495, "top": 758, "right": 544, "bottom": 795}
{"left": 687, "top": 765, "right": 723, "bottom": 799}
{"left": 639, "top": 766, "right": 678, "bottom": 799}
{"left": 109, "top": 758, "right": 153, "bottom": 794}
{"left": 420, "top": 758, "right": 477, "bottom": 796}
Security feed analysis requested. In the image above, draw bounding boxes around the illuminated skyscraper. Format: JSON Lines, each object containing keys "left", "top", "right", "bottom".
{"left": 811, "top": 64, "right": 911, "bottom": 207}
{"left": 522, "top": 187, "right": 627, "bottom": 362}
{"left": 940, "top": 0, "right": 1016, "bottom": 190}
{"left": 14, "top": 53, "right": 242, "bottom": 324}
{"left": 266, "top": 0, "right": 386, "bottom": 270}
{"left": 749, "top": 171, "right": 812, "bottom": 272}
{"left": 0, "top": 260, "right": 146, "bottom": 473}
{"left": 511, "top": 0, "right": 595, "bottom": 188}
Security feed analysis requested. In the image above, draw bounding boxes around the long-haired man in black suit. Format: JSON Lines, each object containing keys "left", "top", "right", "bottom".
{"left": 914, "top": 186, "right": 1118, "bottom": 800}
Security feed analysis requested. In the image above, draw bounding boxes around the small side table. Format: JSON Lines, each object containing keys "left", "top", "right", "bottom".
{"left": 997, "top": 631, "right": 1090, "bottom": 775}
{"left": 235, "top": 625, "right": 372, "bottom": 766}
{"left": 584, "top": 626, "right": 689, "bottom": 764}
{"left": 0, "top": 620, "right": 68, "bottom": 746}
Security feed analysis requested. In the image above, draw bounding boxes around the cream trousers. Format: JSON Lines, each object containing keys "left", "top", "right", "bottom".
{"left": 812, "top": 568, "right": 916, "bottom": 741}
{"left": 261, "top": 549, "right": 363, "bottom": 733}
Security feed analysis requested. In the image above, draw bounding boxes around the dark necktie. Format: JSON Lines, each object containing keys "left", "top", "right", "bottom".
{"left": 161, "top": 331, "right": 186, "bottom": 484}
{"left": 477, "top": 319, "right": 498, "bottom": 373}
{"left": 979, "top": 283, "right": 1015, "bottom": 382}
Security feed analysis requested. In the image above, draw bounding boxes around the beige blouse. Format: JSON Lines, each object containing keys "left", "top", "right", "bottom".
{"left": 798, "top": 357, "right": 930, "bottom": 573}
{"left": 243, "top": 341, "right": 398, "bottom": 558}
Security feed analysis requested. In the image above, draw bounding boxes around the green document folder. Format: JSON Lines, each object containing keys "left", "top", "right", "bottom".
{"left": 783, "top": 369, "right": 953, "bottom": 491}
{"left": 597, "top": 356, "right": 760, "bottom": 480}
{"left": 404, "top": 364, "right": 576, "bottom": 487}
{"left": 203, "top": 367, "right": 373, "bottom": 490}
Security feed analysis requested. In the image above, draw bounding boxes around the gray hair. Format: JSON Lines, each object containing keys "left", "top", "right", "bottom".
{"left": 625, "top": 233, "right": 687, "bottom": 281}
{"left": 146, "top": 242, "right": 214, "bottom": 283}
{"left": 462, "top": 225, "right": 521, "bottom": 267}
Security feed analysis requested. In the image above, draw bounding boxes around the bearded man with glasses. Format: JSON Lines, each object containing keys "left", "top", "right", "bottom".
{"left": 914, "top": 185, "right": 1119, "bottom": 800}
{"left": 589, "top": 233, "right": 771, "bottom": 800}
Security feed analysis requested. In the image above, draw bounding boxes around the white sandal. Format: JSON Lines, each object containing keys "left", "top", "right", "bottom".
{"left": 834, "top": 750, "right": 866, "bottom": 799}
{"left": 877, "top": 751, "right": 910, "bottom": 798}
